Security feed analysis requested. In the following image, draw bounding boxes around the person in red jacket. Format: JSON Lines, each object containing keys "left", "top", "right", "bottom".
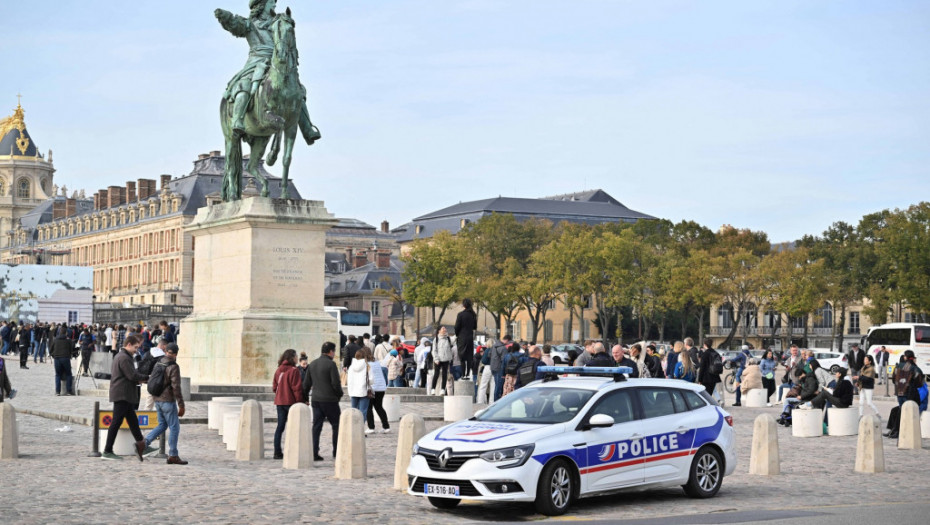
{"left": 272, "top": 348, "right": 305, "bottom": 460}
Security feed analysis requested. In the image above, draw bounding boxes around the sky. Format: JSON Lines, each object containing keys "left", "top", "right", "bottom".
{"left": 2, "top": 1, "right": 927, "bottom": 243}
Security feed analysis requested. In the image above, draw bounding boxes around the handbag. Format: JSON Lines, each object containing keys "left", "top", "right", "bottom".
{"left": 366, "top": 364, "right": 375, "bottom": 399}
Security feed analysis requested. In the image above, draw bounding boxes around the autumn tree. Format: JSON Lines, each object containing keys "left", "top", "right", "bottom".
{"left": 401, "top": 231, "right": 462, "bottom": 335}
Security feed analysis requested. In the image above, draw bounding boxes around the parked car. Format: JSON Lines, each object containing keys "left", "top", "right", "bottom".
{"left": 407, "top": 367, "right": 737, "bottom": 516}
{"left": 811, "top": 350, "right": 847, "bottom": 373}
{"left": 550, "top": 344, "right": 583, "bottom": 364}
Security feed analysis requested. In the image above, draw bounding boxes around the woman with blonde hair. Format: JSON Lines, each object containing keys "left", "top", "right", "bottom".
{"left": 672, "top": 345, "right": 696, "bottom": 383}
{"left": 666, "top": 341, "right": 683, "bottom": 377}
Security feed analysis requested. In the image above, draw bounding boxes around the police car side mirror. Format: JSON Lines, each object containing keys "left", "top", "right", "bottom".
{"left": 587, "top": 414, "right": 615, "bottom": 429}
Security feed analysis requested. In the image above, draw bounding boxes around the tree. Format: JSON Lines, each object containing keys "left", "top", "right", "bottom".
{"left": 401, "top": 231, "right": 462, "bottom": 335}
{"left": 876, "top": 203, "right": 930, "bottom": 316}
{"left": 758, "top": 246, "right": 824, "bottom": 350}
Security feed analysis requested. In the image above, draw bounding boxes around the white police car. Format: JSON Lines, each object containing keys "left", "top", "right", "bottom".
{"left": 407, "top": 367, "right": 736, "bottom": 516}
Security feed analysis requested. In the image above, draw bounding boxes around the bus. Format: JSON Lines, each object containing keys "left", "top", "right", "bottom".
{"left": 324, "top": 306, "right": 372, "bottom": 338}
{"left": 864, "top": 322, "right": 930, "bottom": 379}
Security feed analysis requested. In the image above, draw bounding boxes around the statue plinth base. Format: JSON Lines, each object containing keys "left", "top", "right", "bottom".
{"left": 177, "top": 197, "right": 338, "bottom": 385}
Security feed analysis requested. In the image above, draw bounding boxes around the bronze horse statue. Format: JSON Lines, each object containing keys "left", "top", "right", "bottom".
{"left": 219, "top": 8, "right": 318, "bottom": 201}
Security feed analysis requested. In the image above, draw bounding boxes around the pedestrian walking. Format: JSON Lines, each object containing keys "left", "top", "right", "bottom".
{"left": 306, "top": 342, "right": 343, "bottom": 461}
{"left": 347, "top": 349, "right": 373, "bottom": 417}
{"left": 857, "top": 354, "right": 880, "bottom": 417}
{"left": 0, "top": 357, "right": 16, "bottom": 401}
{"left": 430, "top": 327, "right": 453, "bottom": 395}
{"left": 271, "top": 348, "right": 304, "bottom": 460}
{"left": 102, "top": 334, "right": 150, "bottom": 461}
{"left": 365, "top": 349, "right": 390, "bottom": 434}
{"left": 142, "top": 343, "right": 188, "bottom": 464}
{"left": 697, "top": 343, "right": 723, "bottom": 398}
{"left": 50, "top": 326, "right": 75, "bottom": 396}
{"left": 759, "top": 349, "right": 777, "bottom": 404}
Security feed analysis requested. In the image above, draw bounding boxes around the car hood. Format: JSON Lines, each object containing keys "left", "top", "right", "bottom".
{"left": 419, "top": 420, "right": 566, "bottom": 452}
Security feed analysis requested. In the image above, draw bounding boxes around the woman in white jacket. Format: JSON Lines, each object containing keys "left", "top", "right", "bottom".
{"left": 347, "top": 349, "right": 374, "bottom": 417}
{"left": 431, "top": 327, "right": 454, "bottom": 395}
{"left": 366, "top": 349, "right": 390, "bottom": 434}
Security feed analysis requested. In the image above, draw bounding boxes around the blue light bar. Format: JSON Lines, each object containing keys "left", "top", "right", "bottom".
{"left": 537, "top": 366, "right": 634, "bottom": 375}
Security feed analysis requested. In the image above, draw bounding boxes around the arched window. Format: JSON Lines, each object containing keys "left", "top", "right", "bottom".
{"left": 814, "top": 302, "right": 833, "bottom": 329}
{"left": 717, "top": 303, "right": 734, "bottom": 329}
{"left": 17, "top": 179, "right": 29, "bottom": 198}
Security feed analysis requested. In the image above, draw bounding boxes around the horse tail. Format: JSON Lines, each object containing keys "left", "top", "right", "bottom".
{"left": 267, "top": 131, "right": 281, "bottom": 166}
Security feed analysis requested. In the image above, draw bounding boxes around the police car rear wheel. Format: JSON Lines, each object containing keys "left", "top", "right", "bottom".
{"left": 683, "top": 447, "right": 722, "bottom": 498}
{"left": 428, "top": 497, "right": 460, "bottom": 509}
{"left": 535, "top": 459, "right": 573, "bottom": 516}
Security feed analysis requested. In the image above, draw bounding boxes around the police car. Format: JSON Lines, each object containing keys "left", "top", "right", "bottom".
{"left": 407, "top": 367, "right": 736, "bottom": 516}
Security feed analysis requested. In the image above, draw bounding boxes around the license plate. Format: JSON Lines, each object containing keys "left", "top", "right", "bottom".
{"left": 424, "top": 483, "right": 460, "bottom": 497}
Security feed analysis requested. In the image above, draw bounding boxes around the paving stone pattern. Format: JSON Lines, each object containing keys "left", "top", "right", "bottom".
{"left": 1, "top": 355, "right": 927, "bottom": 523}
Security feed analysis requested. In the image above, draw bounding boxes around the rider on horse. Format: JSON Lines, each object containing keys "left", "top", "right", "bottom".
{"left": 215, "top": 0, "right": 320, "bottom": 144}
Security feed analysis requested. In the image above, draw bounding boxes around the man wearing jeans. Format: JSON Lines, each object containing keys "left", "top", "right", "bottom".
{"left": 142, "top": 343, "right": 187, "bottom": 465}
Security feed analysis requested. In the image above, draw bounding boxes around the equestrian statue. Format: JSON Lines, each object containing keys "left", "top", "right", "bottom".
{"left": 215, "top": 0, "right": 321, "bottom": 201}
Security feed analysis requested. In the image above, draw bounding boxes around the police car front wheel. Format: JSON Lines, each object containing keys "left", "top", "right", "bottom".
{"left": 535, "top": 459, "right": 575, "bottom": 516}
{"left": 683, "top": 446, "right": 723, "bottom": 498}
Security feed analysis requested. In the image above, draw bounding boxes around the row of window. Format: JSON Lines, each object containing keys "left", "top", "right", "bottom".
{"left": 716, "top": 302, "right": 856, "bottom": 330}
{"left": 36, "top": 198, "right": 181, "bottom": 242}
{"left": 66, "top": 229, "right": 183, "bottom": 266}
{"left": 93, "top": 258, "right": 182, "bottom": 294}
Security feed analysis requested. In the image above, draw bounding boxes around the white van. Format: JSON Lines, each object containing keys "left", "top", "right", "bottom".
{"left": 864, "top": 323, "right": 930, "bottom": 378}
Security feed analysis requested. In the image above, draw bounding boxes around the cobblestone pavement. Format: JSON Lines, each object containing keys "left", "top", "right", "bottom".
{"left": 1, "top": 355, "right": 927, "bottom": 524}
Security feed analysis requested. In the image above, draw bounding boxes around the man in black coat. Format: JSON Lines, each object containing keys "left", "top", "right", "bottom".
{"left": 306, "top": 342, "right": 344, "bottom": 461}
{"left": 697, "top": 346, "right": 721, "bottom": 396}
{"left": 454, "top": 298, "right": 478, "bottom": 380}
{"left": 50, "top": 326, "right": 75, "bottom": 395}
{"left": 18, "top": 323, "right": 32, "bottom": 369}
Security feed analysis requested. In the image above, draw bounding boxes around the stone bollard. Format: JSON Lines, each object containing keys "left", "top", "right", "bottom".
{"left": 393, "top": 414, "right": 427, "bottom": 490}
{"left": 209, "top": 397, "right": 243, "bottom": 430}
{"left": 444, "top": 395, "right": 473, "bottom": 422}
{"left": 749, "top": 414, "right": 779, "bottom": 475}
{"left": 236, "top": 400, "right": 264, "bottom": 461}
{"left": 335, "top": 408, "right": 367, "bottom": 479}
{"left": 898, "top": 400, "right": 922, "bottom": 450}
{"left": 223, "top": 413, "right": 241, "bottom": 451}
{"left": 921, "top": 411, "right": 930, "bottom": 439}
{"left": 283, "top": 404, "right": 313, "bottom": 470}
{"left": 384, "top": 395, "right": 402, "bottom": 422}
{"left": 854, "top": 415, "right": 884, "bottom": 473}
{"left": 744, "top": 389, "right": 767, "bottom": 408}
{"left": 827, "top": 408, "right": 859, "bottom": 436}
{"left": 454, "top": 379, "right": 474, "bottom": 400}
{"left": 0, "top": 403, "right": 19, "bottom": 459}
{"left": 216, "top": 403, "right": 242, "bottom": 437}
{"left": 791, "top": 409, "right": 823, "bottom": 438}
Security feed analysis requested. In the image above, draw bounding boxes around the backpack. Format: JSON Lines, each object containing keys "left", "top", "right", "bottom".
{"left": 147, "top": 360, "right": 175, "bottom": 397}
{"left": 504, "top": 354, "right": 522, "bottom": 376}
{"left": 138, "top": 352, "right": 158, "bottom": 376}
{"left": 711, "top": 351, "right": 724, "bottom": 375}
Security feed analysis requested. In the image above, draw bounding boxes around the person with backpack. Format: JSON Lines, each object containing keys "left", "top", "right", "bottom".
{"left": 672, "top": 348, "right": 697, "bottom": 383}
{"left": 141, "top": 343, "right": 187, "bottom": 465}
{"left": 698, "top": 344, "right": 723, "bottom": 397}
{"left": 728, "top": 345, "right": 753, "bottom": 406}
{"left": 500, "top": 342, "right": 527, "bottom": 397}
{"left": 485, "top": 335, "right": 511, "bottom": 403}
{"left": 517, "top": 345, "right": 545, "bottom": 389}
{"left": 139, "top": 336, "right": 167, "bottom": 410}
{"left": 893, "top": 350, "right": 925, "bottom": 407}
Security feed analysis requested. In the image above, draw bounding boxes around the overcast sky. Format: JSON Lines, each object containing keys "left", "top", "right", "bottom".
{"left": 2, "top": 1, "right": 927, "bottom": 242}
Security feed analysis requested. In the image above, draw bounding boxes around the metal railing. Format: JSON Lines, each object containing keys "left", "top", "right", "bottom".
{"left": 94, "top": 304, "right": 192, "bottom": 324}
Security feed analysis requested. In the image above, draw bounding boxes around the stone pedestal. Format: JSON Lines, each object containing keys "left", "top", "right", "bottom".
{"left": 394, "top": 414, "right": 426, "bottom": 490}
{"left": 223, "top": 413, "right": 241, "bottom": 451}
{"left": 855, "top": 415, "right": 884, "bottom": 473}
{"left": 827, "top": 408, "right": 858, "bottom": 436}
{"left": 236, "top": 400, "right": 264, "bottom": 461}
{"left": 283, "top": 404, "right": 313, "bottom": 470}
{"left": 454, "top": 380, "right": 474, "bottom": 400}
{"left": 792, "top": 409, "right": 823, "bottom": 438}
{"left": 383, "top": 395, "right": 401, "bottom": 422}
{"left": 177, "top": 197, "right": 338, "bottom": 385}
{"left": 0, "top": 403, "right": 18, "bottom": 459}
{"left": 98, "top": 429, "right": 136, "bottom": 456}
{"left": 898, "top": 401, "right": 922, "bottom": 450}
{"left": 334, "top": 408, "right": 367, "bottom": 479}
{"left": 749, "top": 414, "right": 779, "bottom": 475}
{"left": 744, "top": 389, "right": 767, "bottom": 408}
{"left": 208, "top": 397, "right": 243, "bottom": 430}
{"left": 444, "top": 396, "right": 473, "bottom": 422}
{"left": 216, "top": 403, "right": 242, "bottom": 436}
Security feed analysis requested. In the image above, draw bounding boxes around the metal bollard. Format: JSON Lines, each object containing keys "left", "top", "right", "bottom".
{"left": 88, "top": 401, "right": 101, "bottom": 457}
{"left": 155, "top": 434, "right": 167, "bottom": 459}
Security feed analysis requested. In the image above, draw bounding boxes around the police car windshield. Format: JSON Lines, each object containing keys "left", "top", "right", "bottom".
{"left": 477, "top": 387, "right": 595, "bottom": 424}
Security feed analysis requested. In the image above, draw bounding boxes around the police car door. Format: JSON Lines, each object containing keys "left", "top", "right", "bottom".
{"left": 637, "top": 387, "right": 701, "bottom": 483}
{"left": 579, "top": 389, "right": 644, "bottom": 491}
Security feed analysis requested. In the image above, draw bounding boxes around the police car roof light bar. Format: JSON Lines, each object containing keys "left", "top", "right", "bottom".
{"left": 537, "top": 366, "right": 634, "bottom": 383}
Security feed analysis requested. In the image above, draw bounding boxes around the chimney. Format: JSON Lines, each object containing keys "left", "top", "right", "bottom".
{"left": 210, "top": 150, "right": 221, "bottom": 157}
{"left": 137, "top": 178, "right": 156, "bottom": 200}
{"left": 377, "top": 250, "right": 391, "bottom": 269}
{"left": 93, "top": 192, "right": 99, "bottom": 210}
{"left": 198, "top": 153, "right": 209, "bottom": 160}
{"left": 354, "top": 252, "right": 368, "bottom": 269}
{"left": 126, "top": 181, "right": 136, "bottom": 203}
{"left": 160, "top": 174, "right": 172, "bottom": 190}
{"left": 52, "top": 199, "right": 66, "bottom": 219}
{"left": 97, "top": 189, "right": 108, "bottom": 210}
{"left": 65, "top": 198, "right": 77, "bottom": 217}
{"left": 380, "top": 220, "right": 389, "bottom": 233}
{"left": 107, "top": 185, "right": 125, "bottom": 208}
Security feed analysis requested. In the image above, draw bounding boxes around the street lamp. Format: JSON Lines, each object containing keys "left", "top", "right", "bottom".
{"left": 91, "top": 294, "right": 96, "bottom": 325}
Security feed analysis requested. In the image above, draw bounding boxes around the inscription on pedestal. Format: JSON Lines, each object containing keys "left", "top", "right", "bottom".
{"left": 271, "top": 247, "right": 306, "bottom": 287}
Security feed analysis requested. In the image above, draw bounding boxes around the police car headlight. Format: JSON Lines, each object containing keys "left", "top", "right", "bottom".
{"left": 479, "top": 444, "right": 535, "bottom": 468}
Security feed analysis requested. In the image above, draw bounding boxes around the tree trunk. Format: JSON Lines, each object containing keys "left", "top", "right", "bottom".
{"left": 568, "top": 306, "right": 574, "bottom": 344}
{"left": 835, "top": 304, "right": 846, "bottom": 352}
{"left": 698, "top": 309, "right": 706, "bottom": 346}
{"left": 802, "top": 314, "right": 809, "bottom": 348}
